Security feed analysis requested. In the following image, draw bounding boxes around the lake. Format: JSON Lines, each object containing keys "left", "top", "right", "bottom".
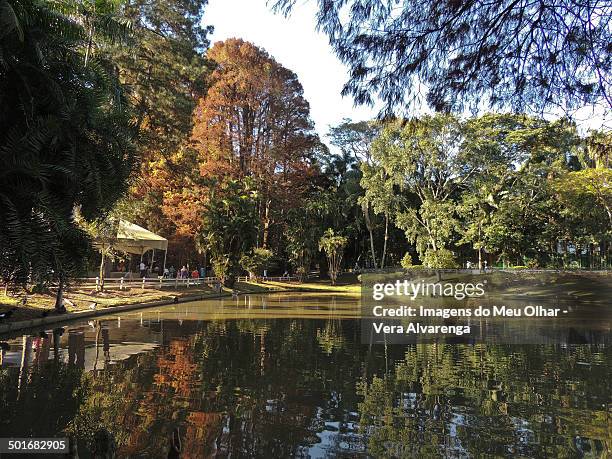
{"left": 0, "top": 293, "right": 609, "bottom": 458}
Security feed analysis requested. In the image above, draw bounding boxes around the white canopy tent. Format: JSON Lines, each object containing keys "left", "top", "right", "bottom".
{"left": 113, "top": 220, "right": 168, "bottom": 254}
{"left": 95, "top": 220, "right": 169, "bottom": 274}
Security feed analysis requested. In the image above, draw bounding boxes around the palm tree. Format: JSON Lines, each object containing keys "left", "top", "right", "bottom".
{"left": 0, "top": 0, "right": 137, "bottom": 307}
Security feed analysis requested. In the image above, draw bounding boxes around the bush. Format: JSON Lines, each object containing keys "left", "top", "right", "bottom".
{"left": 400, "top": 253, "right": 413, "bottom": 269}
{"left": 526, "top": 258, "right": 540, "bottom": 269}
{"left": 212, "top": 256, "right": 231, "bottom": 283}
{"left": 240, "top": 248, "right": 273, "bottom": 278}
{"left": 422, "top": 248, "right": 458, "bottom": 269}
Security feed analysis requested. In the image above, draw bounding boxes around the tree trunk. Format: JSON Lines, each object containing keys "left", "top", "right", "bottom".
{"left": 329, "top": 256, "right": 336, "bottom": 285}
{"left": 478, "top": 224, "right": 483, "bottom": 271}
{"left": 262, "top": 200, "right": 271, "bottom": 248}
{"left": 98, "top": 249, "right": 106, "bottom": 292}
{"left": 54, "top": 277, "right": 64, "bottom": 311}
{"left": 362, "top": 202, "right": 377, "bottom": 269}
{"left": 329, "top": 252, "right": 338, "bottom": 285}
{"left": 381, "top": 214, "right": 389, "bottom": 268}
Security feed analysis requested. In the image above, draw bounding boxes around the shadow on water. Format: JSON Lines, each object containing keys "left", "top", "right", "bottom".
{"left": 0, "top": 293, "right": 609, "bottom": 458}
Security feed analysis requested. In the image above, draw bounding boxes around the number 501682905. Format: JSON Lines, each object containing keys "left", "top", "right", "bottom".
{"left": 0, "top": 438, "right": 68, "bottom": 454}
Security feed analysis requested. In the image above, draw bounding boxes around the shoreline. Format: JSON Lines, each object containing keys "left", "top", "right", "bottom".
{"left": 0, "top": 292, "right": 230, "bottom": 335}
{"left": 3, "top": 269, "right": 609, "bottom": 336}
{"left": 0, "top": 281, "right": 358, "bottom": 335}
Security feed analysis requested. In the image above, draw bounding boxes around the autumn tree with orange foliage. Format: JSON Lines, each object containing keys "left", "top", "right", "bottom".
{"left": 163, "top": 39, "right": 324, "bottom": 274}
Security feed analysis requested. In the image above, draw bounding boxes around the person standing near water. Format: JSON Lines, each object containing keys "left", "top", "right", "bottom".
{"left": 140, "top": 261, "right": 147, "bottom": 278}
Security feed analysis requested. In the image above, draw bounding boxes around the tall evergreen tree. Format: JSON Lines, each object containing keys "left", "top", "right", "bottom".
{"left": 273, "top": 0, "right": 612, "bottom": 116}
{"left": 0, "top": 0, "right": 137, "bottom": 298}
{"left": 114, "top": 0, "right": 213, "bottom": 238}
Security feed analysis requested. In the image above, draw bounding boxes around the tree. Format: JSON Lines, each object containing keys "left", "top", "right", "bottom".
{"left": 328, "top": 119, "right": 379, "bottom": 164}
{"left": 584, "top": 130, "right": 611, "bottom": 169}
{"left": 319, "top": 229, "right": 348, "bottom": 285}
{"left": 199, "top": 180, "right": 258, "bottom": 286}
{"left": 369, "top": 114, "right": 471, "bottom": 264}
{"left": 554, "top": 168, "right": 612, "bottom": 230}
{"left": 455, "top": 114, "right": 578, "bottom": 268}
{"left": 459, "top": 115, "right": 581, "bottom": 267}
{"left": 112, "top": 0, "right": 213, "bottom": 253}
{"left": 400, "top": 252, "right": 414, "bottom": 269}
{"left": 552, "top": 168, "right": 611, "bottom": 268}
{"left": 77, "top": 215, "right": 121, "bottom": 292}
{"left": 421, "top": 248, "right": 458, "bottom": 269}
{"left": 360, "top": 162, "right": 397, "bottom": 268}
{"left": 111, "top": 0, "right": 211, "bottom": 154}
{"left": 328, "top": 120, "right": 381, "bottom": 267}
{"left": 240, "top": 248, "right": 274, "bottom": 279}
{"left": 0, "top": 0, "right": 137, "bottom": 301}
{"left": 191, "top": 39, "right": 321, "bottom": 250}
{"left": 285, "top": 198, "right": 327, "bottom": 281}
{"left": 273, "top": 0, "right": 612, "bottom": 116}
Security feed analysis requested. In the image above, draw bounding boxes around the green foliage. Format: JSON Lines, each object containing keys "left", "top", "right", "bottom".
{"left": 0, "top": 0, "right": 137, "bottom": 289}
{"left": 285, "top": 199, "right": 327, "bottom": 280}
{"left": 525, "top": 258, "right": 540, "bottom": 269}
{"left": 111, "top": 0, "right": 211, "bottom": 156}
{"left": 422, "top": 248, "right": 458, "bottom": 269}
{"left": 400, "top": 253, "right": 413, "bottom": 269}
{"left": 318, "top": 229, "right": 348, "bottom": 285}
{"left": 397, "top": 200, "right": 459, "bottom": 257}
{"left": 553, "top": 168, "right": 612, "bottom": 231}
{"left": 199, "top": 180, "right": 258, "bottom": 285}
{"left": 360, "top": 113, "right": 604, "bottom": 269}
{"left": 370, "top": 114, "right": 467, "bottom": 259}
{"left": 240, "top": 248, "right": 273, "bottom": 278}
{"left": 76, "top": 213, "right": 122, "bottom": 290}
{"left": 457, "top": 114, "right": 582, "bottom": 266}
{"left": 328, "top": 119, "right": 379, "bottom": 163}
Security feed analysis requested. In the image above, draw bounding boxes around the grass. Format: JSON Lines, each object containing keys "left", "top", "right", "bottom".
{"left": 252, "top": 280, "right": 360, "bottom": 294}
{"left": 0, "top": 275, "right": 361, "bottom": 325}
{"left": 2, "top": 270, "right": 608, "bottom": 326}
{"left": 237, "top": 273, "right": 361, "bottom": 294}
{"left": 0, "top": 285, "right": 225, "bottom": 323}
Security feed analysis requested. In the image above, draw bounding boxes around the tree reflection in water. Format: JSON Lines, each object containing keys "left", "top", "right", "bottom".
{"left": 358, "top": 343, "right": 609, "bottom": 457}
{"left": 0, "top": 314, "right": 609, "bottom": 458}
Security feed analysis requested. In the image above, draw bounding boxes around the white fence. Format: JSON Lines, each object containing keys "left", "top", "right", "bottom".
{"left": 235, "top": 276, "right": 300, "bottom": 283}
{"left": 74, "top": 274, "right": 306, "bottom": 290}
{"left": 74, "top": 276, "right": 221, "bottom": 290}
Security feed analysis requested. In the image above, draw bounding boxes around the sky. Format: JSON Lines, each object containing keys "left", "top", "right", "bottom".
{"left": 204, "top": 0, "right": 608, "bottom": 138}
{"left": 205, "top": 0, "right": 378, "bottom": 142}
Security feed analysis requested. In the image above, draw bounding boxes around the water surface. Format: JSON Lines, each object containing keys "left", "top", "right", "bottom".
{"left": 0, "top": 293, "right": 609, "bottom": 457}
